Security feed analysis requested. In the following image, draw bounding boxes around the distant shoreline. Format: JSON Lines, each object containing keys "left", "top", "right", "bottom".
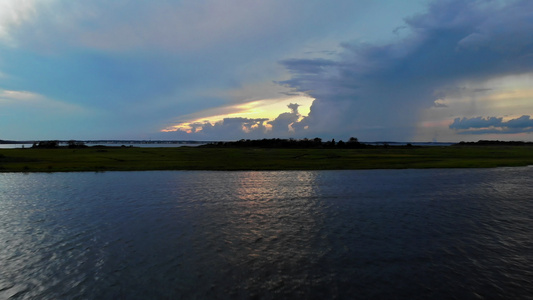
{"left": 3, "top": 138, "right": 530, "bottom": 147}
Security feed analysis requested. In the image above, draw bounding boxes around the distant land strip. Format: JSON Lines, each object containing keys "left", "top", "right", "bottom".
{"left": 1, "top": 139, "right": 533, "bottom": 172}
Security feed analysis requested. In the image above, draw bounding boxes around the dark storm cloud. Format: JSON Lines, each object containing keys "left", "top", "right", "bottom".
{"left": 281, "top": 0, "right": 533, "bottom": 141}
{"left": 449, "top": 116, "right": 503, "bottom": 129}
{"left": 450, "top": 115, "right": 533, "bottom": 134}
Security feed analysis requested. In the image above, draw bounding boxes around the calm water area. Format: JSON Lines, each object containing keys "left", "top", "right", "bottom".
{"left": 1, "top": 168, "right": 532, "bottom": 299}
{"left": 0, "top": 144, "right": 33, "bottom": 149}
{"left": 0, "top": 143, "right": 203, "bottom": 149}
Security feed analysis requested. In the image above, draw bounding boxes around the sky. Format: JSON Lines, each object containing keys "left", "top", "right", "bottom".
{"left": 1, "top": 0, "right": 533, "bottom": 142}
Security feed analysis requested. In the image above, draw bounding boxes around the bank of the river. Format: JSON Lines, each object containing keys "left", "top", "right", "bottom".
{"left": 1, "top": 146, "right": 533, "bottom": 172}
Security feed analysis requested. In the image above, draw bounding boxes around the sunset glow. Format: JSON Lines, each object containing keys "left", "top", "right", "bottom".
{"left": 161, "top": 95, "right": 314, "bottom": 134}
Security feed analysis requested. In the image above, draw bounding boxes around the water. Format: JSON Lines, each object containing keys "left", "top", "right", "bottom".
{"left": 1, "top": 169, "right": 532, "bottom": 299}
{"left": 0, "top": 144, "right": 32, "bottom": 149}
{"left": 0, "top": 143, "right": 203, "bottom": 149}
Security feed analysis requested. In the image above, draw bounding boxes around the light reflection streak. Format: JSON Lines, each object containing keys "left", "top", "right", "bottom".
{"left": 189, "top": 171, "right": 328, "bottom": 290}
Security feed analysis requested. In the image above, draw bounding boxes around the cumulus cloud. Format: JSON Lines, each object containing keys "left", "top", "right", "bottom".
{"left": 198, "top": 117, "right": 270, "bottom": 139}
{"left": 506, "top": 115, "right": 533, "bottom": 129}
{"left": 268, "top": 103, "right": 301, "bottom": 134}
{"left": 165, "top": 103, "right": 308, "bottom": 140}
{"left": 450, "top": 115, "right": 533, "bottom": 134}
{"left": 449, "top": 116, "right": 503, "bottom": 130}
{"left": 281, "top": 0, "right": 533, "bottom": 141}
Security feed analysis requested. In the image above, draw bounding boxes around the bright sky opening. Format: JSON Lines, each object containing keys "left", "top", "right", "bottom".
{"left": 162, "top": 94, "right": 313, "bottom": 134}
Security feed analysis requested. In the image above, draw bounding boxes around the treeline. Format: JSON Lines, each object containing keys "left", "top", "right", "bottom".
{"left": 31, "top": 140, "right": 88, "bottom": 149}
{"left": 201, "top": 137, "right": 413, "bottom": 149}
{"left": 454, "top": 140, "right": 533, "bottom": 146}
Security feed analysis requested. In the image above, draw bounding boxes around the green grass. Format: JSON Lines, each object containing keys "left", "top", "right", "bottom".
{"left": 1, "top": 145, "right": 533, "bottom": 172}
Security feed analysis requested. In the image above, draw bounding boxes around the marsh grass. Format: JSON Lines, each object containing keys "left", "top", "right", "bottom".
{"left": 0, "top": 145, "right": 532, "bottom": 172}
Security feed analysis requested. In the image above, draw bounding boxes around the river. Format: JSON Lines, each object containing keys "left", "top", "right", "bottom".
{"left": 1, "top": 169, "right": 532, "bottom": 299}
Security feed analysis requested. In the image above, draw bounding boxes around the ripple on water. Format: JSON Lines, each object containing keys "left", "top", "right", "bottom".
{"left": 0, "top": 169, "right": 532, "bottom": 299}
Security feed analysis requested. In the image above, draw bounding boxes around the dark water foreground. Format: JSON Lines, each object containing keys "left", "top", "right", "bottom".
{"left": 1, "top": 169, "right": 532, "bottom": 299}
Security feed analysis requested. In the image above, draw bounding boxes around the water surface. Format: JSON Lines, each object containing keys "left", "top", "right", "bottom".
{"left": 1, "top": 169, "right": 532, "bottom": 299}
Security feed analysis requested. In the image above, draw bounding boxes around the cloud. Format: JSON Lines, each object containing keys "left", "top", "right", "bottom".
{"left": 2, "top": 0, "right": 533, "bottom": 141}
{"left": 165, "top": 103, "right": 308, "bottom": 140}
{"left": 432, "top": 99, "right": 448, "bottom": 108}
{"left": 161, "top": 95, "right": 313, "bottom": 133}
{"left": 2, "top": 0, "right": 396, "bottom": 140}
{"left": 450, "top": 115, "right": 533, "bottom": 134}
{"left": 1, "top": 1, "right": 282, "bottom": 52}
{"left": 0, "top": 1, "right": 406, "bottom": 55}
{"left": 449, "top": 116, "right": 503, "bottom": 130}
{"left": 281, "top": 0, "right": 533, "bottom": 141}
{"left": 0, "top": 1, "right": 311, "bottom": 139}
{"left": 201, "top": 117, "right": 270, "bottom": 138}
{"left": 0, "top": 88, "right": 86, "bottom": 113}
{"left": 0, "top": 88, "right": 104, "bottom": 139}
{"left": 268, "top": 103, "right": 301, "bottom": 134}
{"left": 167, "top": 117, "right": 270, "bottom": 141}
{"left": 506, "top": 115, "right": 533, "bottom": 129}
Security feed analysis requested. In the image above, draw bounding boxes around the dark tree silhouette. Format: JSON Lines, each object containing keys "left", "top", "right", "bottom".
{"left": 32, "top": 140, "right": 59, "bottom": 148}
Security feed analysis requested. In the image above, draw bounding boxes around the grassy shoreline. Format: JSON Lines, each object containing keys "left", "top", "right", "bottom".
{"left": 1, "top": 145, "right": 533, "bottom": 172}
